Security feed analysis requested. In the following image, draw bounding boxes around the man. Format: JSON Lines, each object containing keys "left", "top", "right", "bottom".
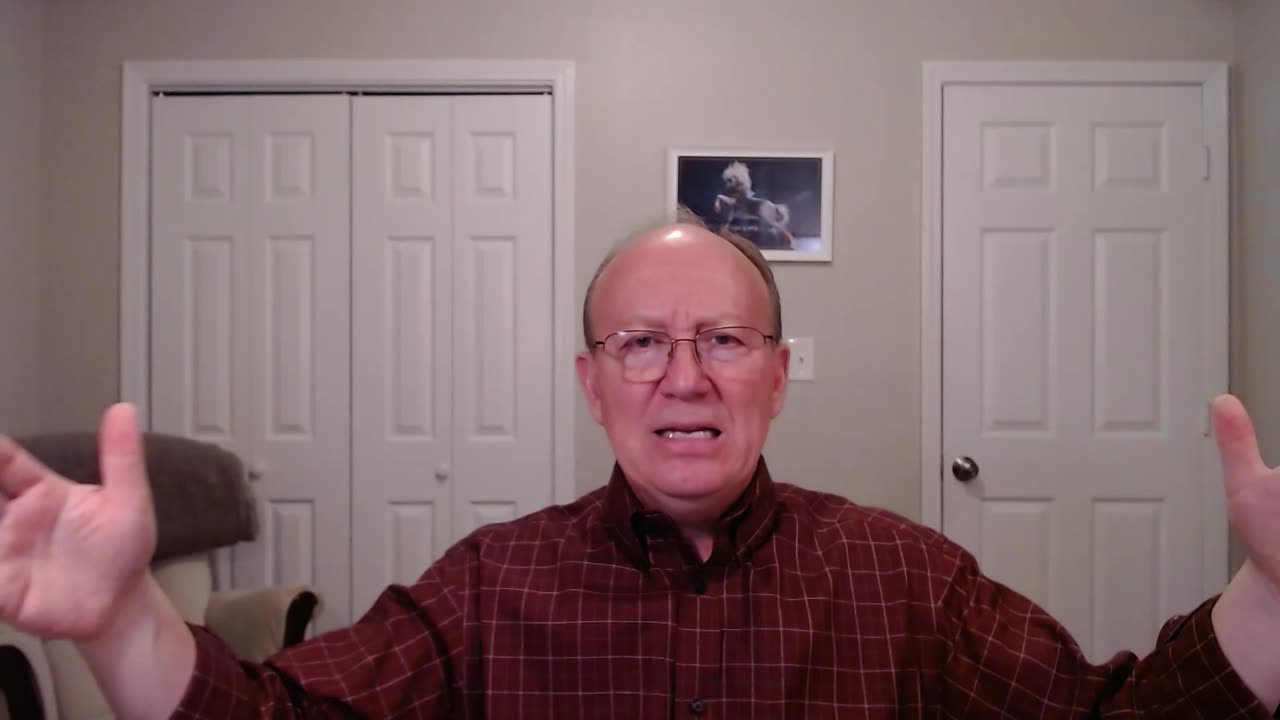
{"left": 0, "top": 221, "right": 1277, "bottom": 718}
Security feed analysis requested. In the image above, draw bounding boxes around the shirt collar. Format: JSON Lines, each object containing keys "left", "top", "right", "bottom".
{"left": 601, "top": 457, "right": 781, "bottom": 571}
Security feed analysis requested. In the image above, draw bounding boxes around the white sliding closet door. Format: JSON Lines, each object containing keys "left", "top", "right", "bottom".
{"left": 349, "top": 94, "right": 555, "bottom": 618}
{"left": 151, "top": 94, "right": 353, "bottom": 633}
{"left": 350, "top": 97, "right": 456, "bottom": 617}
{"left": 153, "top": 92, "right": 556, "bottom": 629}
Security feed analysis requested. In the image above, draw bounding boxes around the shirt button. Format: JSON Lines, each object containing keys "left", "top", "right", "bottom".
{"left": 688, "top": 698, "right": 706, "bottom": 715}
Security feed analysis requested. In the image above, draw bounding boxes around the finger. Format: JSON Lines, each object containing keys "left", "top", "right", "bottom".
{"left": 1212, "top": 394, "right": 1266, "bottom": 493}
{"left": 98, "top": 403, "right": 151, "bottom": 504}
{"left": 0, "top": 435, "right": 52, "bottom": 498}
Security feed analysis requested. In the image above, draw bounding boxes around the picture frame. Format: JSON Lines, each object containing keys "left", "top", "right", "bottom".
{"left": 667, "top": 148, "right": 834, "bottom": 262}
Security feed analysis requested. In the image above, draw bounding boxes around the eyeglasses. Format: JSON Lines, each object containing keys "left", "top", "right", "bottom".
{"left": 591, "top": 326, "right": 777, "bottom": 383}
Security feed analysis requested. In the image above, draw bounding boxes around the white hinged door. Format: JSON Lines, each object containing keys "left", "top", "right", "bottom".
{"left": 941, "top": 83, "right": 1215, "bottom": 662}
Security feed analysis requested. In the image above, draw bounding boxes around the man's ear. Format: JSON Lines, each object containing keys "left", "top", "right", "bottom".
{"left": 576, "top": 350, "right": 605, "bottom": 424}
{"left": 770, "top": 343, "right": 790, "bottom": 418}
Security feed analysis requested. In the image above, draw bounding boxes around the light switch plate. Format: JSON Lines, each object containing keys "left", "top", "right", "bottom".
{"left": 787, "top": 337, "right": 815, "bottom": 381}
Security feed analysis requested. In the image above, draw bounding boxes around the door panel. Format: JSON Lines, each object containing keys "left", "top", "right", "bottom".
{"left": 151, "top": 94, "right": 352, "bottom": 634}
{"left": 451, "top": 95, "right": 555, "bottom": 534}
{"left": 151, "top": 96, "right": 253, "bottom": 461}
{"left": 941, "top": 84, "right": 1210, "bottom": 662}
{"left": 151, "top": 96, "right": 256, "bottom": 598}
{"left": 350, "top": 96, "right": 456, "bottom": 619}
{"left": 243, "top": 96, "right": 352, "bottom": 634}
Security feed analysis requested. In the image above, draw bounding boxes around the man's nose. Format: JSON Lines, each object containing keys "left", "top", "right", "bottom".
{"left": 659, "top": 340, "right": 711, "bottom": 396}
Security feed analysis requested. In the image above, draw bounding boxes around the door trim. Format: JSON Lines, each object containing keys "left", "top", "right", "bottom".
{"left": 919, "top": 61, "right": 1230, "bottom": 595}
{"left": 119, "top": 59, "right": 578, "bottom": 507}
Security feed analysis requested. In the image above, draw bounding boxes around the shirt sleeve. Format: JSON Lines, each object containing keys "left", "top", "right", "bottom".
{"left": 170, "top": 542, "right": 477, "bottom": 719}
{"left": 936, "top": 548, "right": 1272, "bottom": 718}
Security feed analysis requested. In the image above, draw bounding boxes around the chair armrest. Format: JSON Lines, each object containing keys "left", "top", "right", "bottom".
{"left": 0, "top": 645, "right": 46, "bottom": 720}
{"left": 203, "top": 586, "right": 323, "bottom": 663}
{"left": 0, "top": 624, "right": 58, "bottom": 720}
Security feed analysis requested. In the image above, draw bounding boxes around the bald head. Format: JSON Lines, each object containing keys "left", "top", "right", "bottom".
{"left": 582, "top": 222, "right": 782, "bottom": 347}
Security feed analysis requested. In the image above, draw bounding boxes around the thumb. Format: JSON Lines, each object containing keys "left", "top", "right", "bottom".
{"left": 1211, "top": 394, "right": 1266, "bottom": 497}
{"left": 98, "top": 403, "right": 151, "bottom": 506}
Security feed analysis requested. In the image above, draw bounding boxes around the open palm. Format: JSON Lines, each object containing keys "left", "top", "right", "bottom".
{"left": 0, "top": 404, "right": 156, "bottom": 640}
{"left": 1214, "top": 394, "right": 1280, "bottom": 593}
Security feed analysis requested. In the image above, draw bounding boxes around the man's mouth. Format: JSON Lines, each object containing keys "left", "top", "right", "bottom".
{"left": 654, "top": 427, "right": 722, "bottom": 440}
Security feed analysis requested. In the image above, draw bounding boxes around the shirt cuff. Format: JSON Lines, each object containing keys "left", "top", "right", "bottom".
{"left": 169, "top": 624, "right": 261, "bottom": 719}
{"left": 1141, "top": 597, "right": 1273, "bottom": 718}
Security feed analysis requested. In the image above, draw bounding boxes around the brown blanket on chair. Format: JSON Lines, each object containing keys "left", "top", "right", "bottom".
{"left": 13, "top": 432, "right": 259, "bottom": 561}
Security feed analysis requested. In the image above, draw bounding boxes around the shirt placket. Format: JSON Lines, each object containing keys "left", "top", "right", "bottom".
{"left": 633, "top": 510, "right": 736, "bottom": 720}
{"left": 670, "top": 557, "right": 723, "bottom": 718}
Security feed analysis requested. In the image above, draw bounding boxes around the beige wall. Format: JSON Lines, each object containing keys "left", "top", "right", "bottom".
{"left": 0, "top": 0, "right": 43, "bottom": 434}
{"left": 40, "top": 0, "right": 1236, "bottom": 517}
{"left": 1230, "top": 0, "right": 1280, "bottom": 574}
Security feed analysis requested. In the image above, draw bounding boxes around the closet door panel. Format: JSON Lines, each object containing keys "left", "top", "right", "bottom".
{"left": 351, "top": 96, "right": 455, "bottom": 618}
{"left": 240, "top": 95, "right": 352, "bottom": 632}
{"left": 150, "top": 94, "right": 351, "bottom": 631}
{"left": 150, "top": 95, "right": 253, "bottom": 460}
{"left": 452, "top": 95, "right": 554, "bottom": 532}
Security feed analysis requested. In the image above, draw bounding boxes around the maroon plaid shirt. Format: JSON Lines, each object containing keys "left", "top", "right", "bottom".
{"left": 174, "top": 460, "right": 1267, "bottom": 718}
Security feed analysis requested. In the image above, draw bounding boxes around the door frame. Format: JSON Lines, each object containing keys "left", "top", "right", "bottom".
{"left": 119, "top": 59, "right": 578, "bottom": 506}
{"left": 919, "top": 61, "right": 1230, "bottom": 594}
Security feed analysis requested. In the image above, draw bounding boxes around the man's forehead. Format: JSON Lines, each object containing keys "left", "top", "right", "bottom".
{"left": 600, "top": 235, "right": 757, "bottom": 294}
{"left": 593, "top": 237, "right": 766, "bottom": 321}
{"left": 604, "top": 225, "right": 751, "bottom": 276}
{"left": 581, "top": 220, "right": 779, "bottom": 342}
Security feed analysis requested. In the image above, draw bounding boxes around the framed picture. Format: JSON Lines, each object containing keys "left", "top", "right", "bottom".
{"left": 667, "top": 148, "right": 834, "bottom": 262}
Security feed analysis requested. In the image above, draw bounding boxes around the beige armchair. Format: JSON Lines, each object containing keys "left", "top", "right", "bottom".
{"left": 0, "top": 432, "right": 323, "bottom": 720}
{"left": 0, "top": 554, "right": 320, "bottom": 720}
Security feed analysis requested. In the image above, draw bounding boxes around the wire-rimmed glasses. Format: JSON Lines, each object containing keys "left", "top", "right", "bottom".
{"left": 591, "top": 326, "right": 777, "bottom": 382}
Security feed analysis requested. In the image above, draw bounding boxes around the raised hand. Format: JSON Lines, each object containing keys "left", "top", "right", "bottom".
{"left": 1213, "top": 394, "right": 1280, "bottom": 592}
{"left": 0, "top": 403, "right": 157, "bottom": 640}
